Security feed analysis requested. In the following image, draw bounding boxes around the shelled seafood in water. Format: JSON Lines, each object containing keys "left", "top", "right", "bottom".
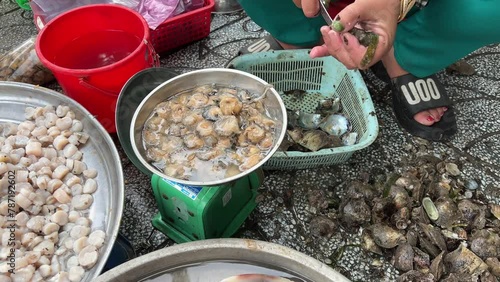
{"left": 142, "top": 84, "right": 278, "bottom": 182}
{"left": 279, "top": 95, "right": 358, "bottom": 152}
{"left": 337, "top": 153, "right": 500, "bottom": 281}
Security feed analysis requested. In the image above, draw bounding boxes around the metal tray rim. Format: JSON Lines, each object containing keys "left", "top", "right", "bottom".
{"left": 0, "top": 81, "right": 125, "bottom": 281}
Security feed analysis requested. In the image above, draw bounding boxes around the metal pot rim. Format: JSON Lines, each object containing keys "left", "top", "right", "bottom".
{"left": 95, "top": 238, "right": 350, "bottom": 282}
{"left": 130, "top": 68, "right": 288, "bottom": 187}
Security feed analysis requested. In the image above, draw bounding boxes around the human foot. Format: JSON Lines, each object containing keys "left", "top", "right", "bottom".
{"left": 382, "top": 49, "right": 448, "bottom": 127}
{"left": 390, "top": 73, "right": 457, "bottom": 141}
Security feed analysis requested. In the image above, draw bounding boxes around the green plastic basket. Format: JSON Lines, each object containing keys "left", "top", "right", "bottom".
{"left": 16, "top": 0, "right": 31, "bottom": 10}
{"left": 227, "top": 49, "right": 379, "bottom": 170}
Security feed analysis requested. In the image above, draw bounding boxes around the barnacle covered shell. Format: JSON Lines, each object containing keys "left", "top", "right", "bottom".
{"left": 340, "top": 198, "right": 371, "bottom": 228}
{"left": 369, "top": 223, "right": 405, "bottom": 249}
{"left": 444, "top": 242, "right": 488, "bottom": 276}
{"left": 469, "top": 229, "right": 500, "bottom": 259}
{"left": 393, "top": 243, "right": 414, "bottom": 272}
{"left": 319, "top": 114, "right": 351, "bottom": 136}
{"left": 432, "top": 196, "right": 461, "bottom": 228}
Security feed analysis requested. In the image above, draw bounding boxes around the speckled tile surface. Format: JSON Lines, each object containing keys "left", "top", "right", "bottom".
{"left": 2, "top": 1, "right": 500, "bottom": 281}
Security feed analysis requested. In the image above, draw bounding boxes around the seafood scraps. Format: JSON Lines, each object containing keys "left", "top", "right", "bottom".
{"left": 142, "top": 84, "right": 279, "bottom": 182}
{"left": 280, "top": 96, "right": 358, "bottom": 152}
{"left": 0, "top": 106, "right": 104, "bottom": 282}
{"left": 337, "top": 152, "right": 500, "bottom": 281}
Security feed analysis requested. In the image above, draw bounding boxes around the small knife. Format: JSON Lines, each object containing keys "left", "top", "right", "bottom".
{"left": 318, "top": 0, "right": 334, "bottom": 27}
{"left": 316, "top": 0, "right": 380, "bottom": 67}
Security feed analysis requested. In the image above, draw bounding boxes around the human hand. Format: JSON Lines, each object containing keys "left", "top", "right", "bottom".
{"left": 309, "top": 0, "right": 401, "bottom": 70}
{"left": 292, "top": 0, "right": 321, "bottom": 17}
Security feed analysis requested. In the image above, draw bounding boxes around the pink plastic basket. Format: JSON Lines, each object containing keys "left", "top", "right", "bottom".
{"left": 150, "top": 0, "right": 214, "bottom": 54}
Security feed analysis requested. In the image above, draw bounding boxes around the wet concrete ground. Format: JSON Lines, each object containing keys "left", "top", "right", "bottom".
{"left": 2, "top": 2, "right": 500, "bottom": 281}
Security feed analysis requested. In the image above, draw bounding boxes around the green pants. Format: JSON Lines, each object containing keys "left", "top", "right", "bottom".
{"left": 238, "top": 0, "right": 500, "bottom": 77}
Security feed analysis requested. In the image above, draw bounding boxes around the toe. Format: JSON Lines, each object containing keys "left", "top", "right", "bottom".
{"left": 436, "top": 107, "right": 446, "bottom": 118}
{"left": 429, "top": 109, "right": 442, "bottom": 121}
{"left": 414, "top": 111, "right": 436, "bottom": 126}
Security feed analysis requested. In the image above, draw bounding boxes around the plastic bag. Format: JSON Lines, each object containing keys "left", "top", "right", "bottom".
{"left": 31, "top": 0, "right": 109, "bottom": 25}
{"left": 182, "top": 0, "right": 204, "bottom": 11}
{"left": 111, "top": 0, "right": 140, "bottom": 9}
{"left": 0, "top": 37, "right": 54, "bottom": 85}
{"left": 137, "top": 0, "right": 182, "bottom": 30}
{"left": 30, "top": 0, "right": 199, "bottom": 31}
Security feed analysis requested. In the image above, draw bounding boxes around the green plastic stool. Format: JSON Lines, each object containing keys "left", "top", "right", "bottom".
{"left": 150, "top": 169, "right": 263, "bottom": 243}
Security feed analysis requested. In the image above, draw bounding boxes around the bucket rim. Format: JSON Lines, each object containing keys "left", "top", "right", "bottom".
{"left": 35, "top": 3, "right": 151, "bottom": 76}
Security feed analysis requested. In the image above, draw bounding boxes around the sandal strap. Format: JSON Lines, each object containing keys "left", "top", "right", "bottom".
{"left": 392, "top": 73, "right": 452, "bottom": 116}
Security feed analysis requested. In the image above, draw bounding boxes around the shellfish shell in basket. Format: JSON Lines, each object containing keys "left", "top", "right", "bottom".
{"left": 297, "top": 130, "right": 342, "bottom": 152}
{"left": 297, "top": 112, "right": 323, "bottom": 130}
{"left": 317, "top": 97, "right": 341, "bottom": 114}
{"left": 342, "top": 132, "right": 358, "bottom": 146}
{"left": 319, "top": 114, "right": 351, "bottom": 137}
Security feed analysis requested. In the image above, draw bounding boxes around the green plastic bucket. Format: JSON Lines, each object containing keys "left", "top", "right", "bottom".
{"left": 16, "top": 0, "right": 31, "bottom": 10}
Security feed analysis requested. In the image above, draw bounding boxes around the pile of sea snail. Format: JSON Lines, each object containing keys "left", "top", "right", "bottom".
{"left": 339, "top": 155, "right": 500, "bottom": 281}
{"left": 0, "top": 105, "right": 105, "bottom": 282}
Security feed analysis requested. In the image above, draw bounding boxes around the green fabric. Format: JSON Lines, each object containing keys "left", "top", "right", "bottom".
{"left": 394, "top": 0, "right": 500, "bottom": 77}
{"left": 238, "top": 0, "right": 325, "bottom": 47}
{"left": 238, "top": 0, "right": 500, "bottom": 77}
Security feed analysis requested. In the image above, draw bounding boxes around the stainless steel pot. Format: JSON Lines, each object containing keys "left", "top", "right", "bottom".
{"left": 116, "top": 67, "right": 179, "bottom": 176}
{"left": 130, "top": 68, "right": 287, "bottom": 187}
{"left": 0, "top": 82, "right": 124, "bottom": 281}
{"left": 95, "top": 238, "right": 351, "bottom": 282}
{"left": 213, "top": 0, "right": 243, "bottom": 14}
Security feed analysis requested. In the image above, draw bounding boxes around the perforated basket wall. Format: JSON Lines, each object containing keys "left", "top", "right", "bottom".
{"left": 227, "top": 50, "right": 379, "bottom": 170}
{"left": 150, "top": 0, "right": 214, "bottom": 54}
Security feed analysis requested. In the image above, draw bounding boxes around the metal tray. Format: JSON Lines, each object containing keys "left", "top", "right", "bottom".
{"left": 0, "top": 82, "right": 124, "bottom": 281}
{"left": 95, "top": 238, "right": 351, "bottom": 282}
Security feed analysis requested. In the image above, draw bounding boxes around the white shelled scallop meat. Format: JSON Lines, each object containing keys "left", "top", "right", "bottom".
{"left": 0, "top": 105, "right": 105, "bottom": 282}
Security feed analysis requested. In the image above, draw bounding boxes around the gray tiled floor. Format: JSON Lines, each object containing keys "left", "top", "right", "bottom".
{"left": 2, "top": 1, "right": 500, "bottom": 281}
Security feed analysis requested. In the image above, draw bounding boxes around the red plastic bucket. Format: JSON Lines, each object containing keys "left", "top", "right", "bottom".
{"left": 35, "top": 4, "right": 159, "bottom": 133}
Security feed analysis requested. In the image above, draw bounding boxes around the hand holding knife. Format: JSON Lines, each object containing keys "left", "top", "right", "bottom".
{"left": 317, "top": 0, "right": 379, "bottom": 68}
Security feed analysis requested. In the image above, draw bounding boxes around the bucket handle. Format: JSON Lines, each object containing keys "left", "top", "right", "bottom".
{"left": 78, "top": 39, "right": 160, "bottom": 97}
{"left": 145, "top": 39, "right": 160, "bottom": 67}
{"left": 78, "top": 77, "right": 118, "bottom": 97}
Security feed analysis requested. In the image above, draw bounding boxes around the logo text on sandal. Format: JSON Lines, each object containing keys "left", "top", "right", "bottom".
{"left": 401, "top": 78, "right": 441, "bottom": 105}
{"left": 247, "top": 38, "right": 272, "bottom": 53}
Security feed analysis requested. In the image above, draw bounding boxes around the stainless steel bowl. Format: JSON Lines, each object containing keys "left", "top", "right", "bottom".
{"left": 0, "top": 82, "right": 124, "bottom": 281}
{"left": 212, "top": 0, "right": 243, "bottom": 14}
{"left": 130, "top": 68, "right": 287, "bottom": 186}
{"left": 116, "top": 67, "right": 179, "bottom": 176}
{"left": 94, "top": 238, "right": 351, "bottom": 282}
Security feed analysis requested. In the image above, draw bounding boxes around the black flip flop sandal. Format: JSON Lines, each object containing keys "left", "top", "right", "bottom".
{"left": 391, "top": 73, "right": 457, "bottom": 141}
{"left": 238, "top": 34, "right": 283, "bottom": 55}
